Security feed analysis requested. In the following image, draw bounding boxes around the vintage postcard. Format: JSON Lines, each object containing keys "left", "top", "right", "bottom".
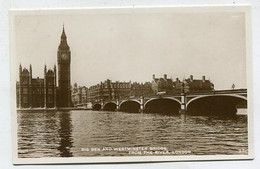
{"left": 10, "top": 6, "right": 253, "bottom": 164}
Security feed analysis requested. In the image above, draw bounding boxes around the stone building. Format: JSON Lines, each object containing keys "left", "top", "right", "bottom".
{"left": 87, "top": 84, "right": 102, "bottom": 103}
{"left": 151, "top": 74, "right": 214, "bottom": 95}
{"left": 87, "top": 79, "right": 132, "bottom": 103}
{"left": 109, "top": 80, "right": 132, "bottom": 100}
{"left": 72, "top": 83, "right": 88, "bottom": 107}
{"left": 172, "top": 78, "right": 183, "bottom": 94}
{"left": 183, "top": 75, "right": 214, "bottom": 93}
{"left": 16, "top": 64, "right": 57, "bottom": 108}
{"left": 131, "top": 82, "right": 153, "bottom": 97}
{"left": 151, "top": 74, "right": 176, "bottom": 94}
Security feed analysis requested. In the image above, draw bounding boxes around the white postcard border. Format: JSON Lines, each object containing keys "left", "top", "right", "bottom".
{"left": 9, "top": 5, "right": 254, "bottom": 164}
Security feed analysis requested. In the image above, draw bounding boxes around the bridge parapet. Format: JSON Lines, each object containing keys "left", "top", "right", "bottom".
{"left": 213, "top": 89, "right": 247, "bottom": 94}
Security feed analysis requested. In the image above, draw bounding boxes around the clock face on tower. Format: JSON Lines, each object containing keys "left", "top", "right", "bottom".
{"left": 61, "top": 53, "right": 68, "bottom": 60}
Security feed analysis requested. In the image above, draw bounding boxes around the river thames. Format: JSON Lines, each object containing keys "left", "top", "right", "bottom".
{"left": 17, "top": 110, "right": 248, "bottom": 158}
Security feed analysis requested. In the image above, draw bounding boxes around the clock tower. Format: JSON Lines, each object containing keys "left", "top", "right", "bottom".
{"left": 57, "top": 26, "right": 71, "bottom": 107}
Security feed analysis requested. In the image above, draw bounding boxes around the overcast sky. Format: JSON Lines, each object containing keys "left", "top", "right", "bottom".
{"left": 14, "top": 10, "right": 246, "bottom": 89}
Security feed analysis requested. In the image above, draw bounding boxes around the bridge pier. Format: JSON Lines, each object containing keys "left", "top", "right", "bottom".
{"left": 179, "top": 93, "right": 186, "bottom": 114}
{"left": 116, "top": 99, "right": 119, "bottom": 111}
{"left": 139, "top": 96, "right": 144, "bottom": 113}
{"left": 100, "top": 100, "right": 104, "bottom": 110}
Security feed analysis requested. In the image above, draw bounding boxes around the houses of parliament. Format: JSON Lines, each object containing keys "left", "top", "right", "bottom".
{"left": 16, "top": 27, "right": 72, "bottom": 108}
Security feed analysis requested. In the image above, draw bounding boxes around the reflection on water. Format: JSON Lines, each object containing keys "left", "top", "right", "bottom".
{"left": 57, "top": 112, "right": 73, "bottom": 157}
{"left": 17, "top": 110, "right": 248, "bottom": 158}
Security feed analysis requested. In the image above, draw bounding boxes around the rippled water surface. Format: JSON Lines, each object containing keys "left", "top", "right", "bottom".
{"left": 17, "top": 110, "right": 248, "bottom": 158}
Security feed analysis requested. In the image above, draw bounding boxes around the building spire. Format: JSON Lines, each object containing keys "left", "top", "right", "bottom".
{"left": 44, "top": 64, "right": 47, "bottom": 75}
{"left": 29, "top": 64, "right": 32, "bottom": 76}
{"left": 59, "top": 25, "right": 70, "bottom": 50}
{"left": 61, "top": 24, "right": 67, "bottom": 39}
{"left": 19, "top": 63, "right": 22, "bottom": 73}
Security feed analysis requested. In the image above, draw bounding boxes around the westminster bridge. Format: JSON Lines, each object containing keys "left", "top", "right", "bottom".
{"left": 91, "top": 89, "right": 247, "bottom": 115}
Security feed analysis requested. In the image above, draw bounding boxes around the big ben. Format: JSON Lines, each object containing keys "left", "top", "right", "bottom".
{"left": 57, "top": 26, "right": 71, "bottom": 107}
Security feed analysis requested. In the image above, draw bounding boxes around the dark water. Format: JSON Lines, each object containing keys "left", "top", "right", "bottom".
{"left": 17, "top": 110, "right": 248, "bottom": 158}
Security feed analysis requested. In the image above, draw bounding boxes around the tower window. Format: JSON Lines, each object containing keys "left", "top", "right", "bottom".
{"left": 23, "top": 88, "right": 28, "bottom": 94}
{"left": 48, "top": 89, "right": 53, "bottom": 94}
{"left": 48, "top": 96, "right": 53, "bottom": 103}
{"left": 23, "top": 96, "right": 28, "bottom": 103}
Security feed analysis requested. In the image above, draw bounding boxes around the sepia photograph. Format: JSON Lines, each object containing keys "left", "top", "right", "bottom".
{"left": 10, "top": 6, "right": 253, "bottom": 164}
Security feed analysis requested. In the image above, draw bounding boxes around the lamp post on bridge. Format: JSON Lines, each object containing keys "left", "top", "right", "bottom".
{"left": 232, "top": 83, "right": 235, "bottom": 90}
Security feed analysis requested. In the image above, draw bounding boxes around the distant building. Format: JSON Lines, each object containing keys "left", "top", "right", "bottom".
{"left": 87, "top": 84, "right": 101, "bottom": 103}
{"left": 183, "top": 75, "right": 214, "bottom": 93}
{"left": 16, "top": 64, "right": 57, "bottom": 108}
{"left": 81, "top": 86, "right": 88, "bottom": 105}
{"left": 72, "top": 83, "right": 88, "bottom": 107}
{"left": 151, "top": 74, "right": 176, "bottom": 94}
{"left": 131, "top": 82, "right": 153, "bottom": 97}
{"left": 172, "top": 78, "right": 183, "bottom": 94}
{"left": 151, "top": 74, "right": 214, "bottom": 95}
{"left": 108, "top": 80, "right": 132, "bottom": 100}
{"left": 87, "top": 79, "right": 131, "bottom": 103}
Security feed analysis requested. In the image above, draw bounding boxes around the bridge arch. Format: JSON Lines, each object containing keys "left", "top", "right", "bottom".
{"left": 103, "top": 101, "right": 117, "bottom": 111}
{"left": 92, "top": 103, "right": 102, "bottom": 110}
{"left": 186, "top": 94, "right": 247, "bottom": 115}
{"left": 119, "top": 100, "right": 141, "bottom": 113}
{"left": 144, "top": 97, "right": 181, "bottom": 114}
{"left": 144, "top": 97, "right": 181, "bottom": 107}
